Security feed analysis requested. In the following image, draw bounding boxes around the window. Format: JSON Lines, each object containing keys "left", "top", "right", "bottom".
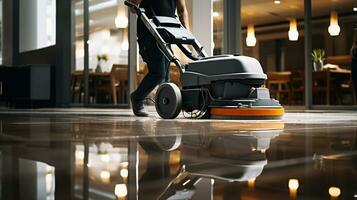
{"left": 72, "top": 0, "right": 130, "bottom": 105}
{"left": 213, "top": 0, "right": 224, "bottom": 55}
{"left": 19, "top": 0, "right": 56, "bottom": 52}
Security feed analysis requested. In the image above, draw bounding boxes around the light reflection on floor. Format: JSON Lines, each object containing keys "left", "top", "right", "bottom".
{"left": 0, "top": 111, "right": 356, "bottom": 199}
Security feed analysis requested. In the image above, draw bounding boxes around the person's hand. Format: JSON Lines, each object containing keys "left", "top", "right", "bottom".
{"left": 130, "top": 8, "right": 136, "bottom": 14}
{"left": 127, "top": 0, "right": 141, "bottom": 14}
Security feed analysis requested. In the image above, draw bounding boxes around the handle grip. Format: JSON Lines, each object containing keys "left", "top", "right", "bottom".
{"left": 124, "top": 1, "right": 139, "bottom": 11}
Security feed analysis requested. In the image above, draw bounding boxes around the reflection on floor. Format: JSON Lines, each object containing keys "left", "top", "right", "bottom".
{"left": 0, "top": 109, "right": 356, "bottom": 200}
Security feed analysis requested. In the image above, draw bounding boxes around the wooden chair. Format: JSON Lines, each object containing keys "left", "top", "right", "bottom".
{"left": 136, "top": 64, "right": 148, "bottom": 87}
{"left": 290, "top": 70, "right": 305, "bottom": 105}
{"left": 266, "top": 72, "right": 292, "bottom": 105}
{"left": 169, "top": 64, "right": 181, "bottom": 87}
{"left": 335, "top": 74, "right": 356, "bottom": 105}
{"left": 312, "top": 71, "right": 330, "bottom": 104}
{"left": 136, "top": 64, "right": 181, "bottom": 87}
{"left": 71, "top": 71, "right": 84, "bottom": 103}
{"left": 110, "top": 64, "right": 128, "bottom": 105}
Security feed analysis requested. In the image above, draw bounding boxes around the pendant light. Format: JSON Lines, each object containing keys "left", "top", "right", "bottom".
{"left": 288, "top": 18, "right": 299, "bottom": 41}
{"left": 115, "top": 6, "right": 128, "bottom": 29}
{"left": 328, "top": 11, "right": 340, "bottom": 36}
{"left": 115, "top": 15, "right": 128, "bottom": 28}
{"left": 246, "top": 24, "right": 257, "bottom": 47}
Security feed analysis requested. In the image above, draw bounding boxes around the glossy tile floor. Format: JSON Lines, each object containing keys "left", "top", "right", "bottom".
{"left": 0, "top": 109, "right": 357, "bottom": 200}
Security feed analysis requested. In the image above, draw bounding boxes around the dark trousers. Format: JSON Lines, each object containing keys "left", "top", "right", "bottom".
{"left": 133, "top": 35, "right": 170, "bottom": 102}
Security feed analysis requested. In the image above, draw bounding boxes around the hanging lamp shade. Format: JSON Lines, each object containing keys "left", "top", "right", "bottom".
{"left": 288, "top": 18, "right": 299, "bottom": 41}
{"left": 328, "top": 11, "right": 340, "bottom": 36}
{"left": 115, "top": 7, "right": 128, "bottom": 29}
{"left": 246, "top": 24, "right": 257, "bottom": 47}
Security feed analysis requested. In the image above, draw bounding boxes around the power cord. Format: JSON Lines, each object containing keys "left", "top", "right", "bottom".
{"left": 182, "top": 88, "right": 209, "bottom": 119}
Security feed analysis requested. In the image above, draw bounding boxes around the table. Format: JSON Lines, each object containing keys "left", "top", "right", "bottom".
{"left": 312, "top": 70, "right": 352, "bottom": 105}
{"left": 266, "top": 72, "right": 292, "bottom": 105}
{"left": 71, "top": 71, "right": 111, "bottom": 103}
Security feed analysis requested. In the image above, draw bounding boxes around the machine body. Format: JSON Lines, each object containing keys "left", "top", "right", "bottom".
{"left": 125, "top": 1, "right": 284, "bottom": 119}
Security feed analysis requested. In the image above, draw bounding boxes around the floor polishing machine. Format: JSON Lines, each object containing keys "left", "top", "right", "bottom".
{"left": 125, "top": 1, "right": 284, "bottom": 119}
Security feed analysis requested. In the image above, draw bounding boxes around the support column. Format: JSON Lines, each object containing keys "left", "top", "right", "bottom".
{"left": 192, "top": 0, "right": 213, "bottom": 56}
{"left": 83, "top": 0, "right": 90, "bottom": 104}
{"left": 128, "top": 11, "right": 138, "bottom": 106}
{"left": 304, "top": 0, "right": 313, "bottom": 109}
{"left": 223, "top": 0, "right": 241, "bottom": 54}
{"left": 2, "top": 0, "right": 14, "bottom": 65}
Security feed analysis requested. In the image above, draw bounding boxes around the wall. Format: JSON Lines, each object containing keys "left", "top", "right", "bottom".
{"left": 4, "top": 0, "right": 73, "bottom": 107}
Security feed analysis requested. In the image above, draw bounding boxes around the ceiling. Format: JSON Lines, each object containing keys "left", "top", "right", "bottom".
{"left": 74, "top": 0, "right": 357, "bottom": 35}
{"left": 241, "top": 0, "right": 356, "bottom": 26}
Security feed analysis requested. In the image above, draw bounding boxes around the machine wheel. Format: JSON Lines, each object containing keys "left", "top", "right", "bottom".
{"left": 155, "top": 83, "right": 182, "bottom": 119}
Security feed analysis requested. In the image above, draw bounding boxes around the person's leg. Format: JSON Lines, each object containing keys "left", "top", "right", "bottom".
{"left": 134, "top": 41, "right": 167, "bottom": 101}
{"left": 131, "top": 36, "right": 169, "bottom": 116}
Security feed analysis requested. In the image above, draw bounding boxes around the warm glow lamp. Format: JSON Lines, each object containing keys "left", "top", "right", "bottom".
{"left": 328, "top": 11, "right": 340, "bottom": 36}
{"left": 100, "top": 170, "right": 111, "bottom": 183}
{"left": 246, "top": 24, "right": 257, "bottom": 47}
{"left": 115, "top": 184, "right": 128, "bottom": 198}
{"left": 328, "top": 187, "right": 341, "bottom": 198}
{"left": 115, "top": 15, "right": 129, "bottom": 29}
{"left": 288, "top": 18, "right": 299, "bottom": 41}
{"left": 288, "top": 179, "right": 299, "bottom": 190}
{"left": 120, "top": 168, "right": 128, "bottom": 178}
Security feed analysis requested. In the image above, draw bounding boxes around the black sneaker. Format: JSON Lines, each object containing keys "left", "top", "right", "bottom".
{"left": 130, "top": 93, "right": 149, "bottom": 117}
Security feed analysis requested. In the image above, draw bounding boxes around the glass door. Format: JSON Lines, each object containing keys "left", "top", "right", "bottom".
{"left": 72, "top": 0, "right": 130, "bottom": 107}
{"left": 311, "top": 0, "right": 357, "bottom": 107}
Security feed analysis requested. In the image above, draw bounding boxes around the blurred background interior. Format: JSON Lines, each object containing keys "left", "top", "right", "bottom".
{"left": 0, "top": 0, "right": 356, "bottom": 108}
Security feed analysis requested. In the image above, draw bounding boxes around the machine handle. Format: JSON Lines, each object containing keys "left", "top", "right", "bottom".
{"left": 124, "top": 1, "right": 140, "bottom": 13}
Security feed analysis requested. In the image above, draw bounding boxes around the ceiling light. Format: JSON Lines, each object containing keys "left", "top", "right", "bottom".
{"left": 288, "top": 18, "right": 299, "bottom": 41}
{"left": 115, "top": 184, "right": 128, "bottom": 198}
{"left": 353, "top": 7, "right": 357, "bottom": 12}
{"left": 120, "top": 168, "right": 128, "bottom": 178}
{"left": 100, "top": 170, "right": 110, "bottom": 183}
{"left": 75, "top": 0, "right": 117, "bottom": 16}
{"left": 329, "top": 187, "right": 341, "bottom": 198}
{"left": 89, "top": 0, "right": 117, "bottom": 13}
{"left": 246, "top": 24, "right": 257, "bottom": 47}
{"left": 115, "top": 15, "right": 128, "bottom": 28}
{"left": 328, "top": 11, "right": 340, "bottom": 36}
{"left": 288, "top": 179, "right": 299, "bottom": 190}
{"left": 75, "top": 9, "right": 81, "bottom": 15}
{"left": 274, "top": 0, "right": 281, "bottom": 4}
